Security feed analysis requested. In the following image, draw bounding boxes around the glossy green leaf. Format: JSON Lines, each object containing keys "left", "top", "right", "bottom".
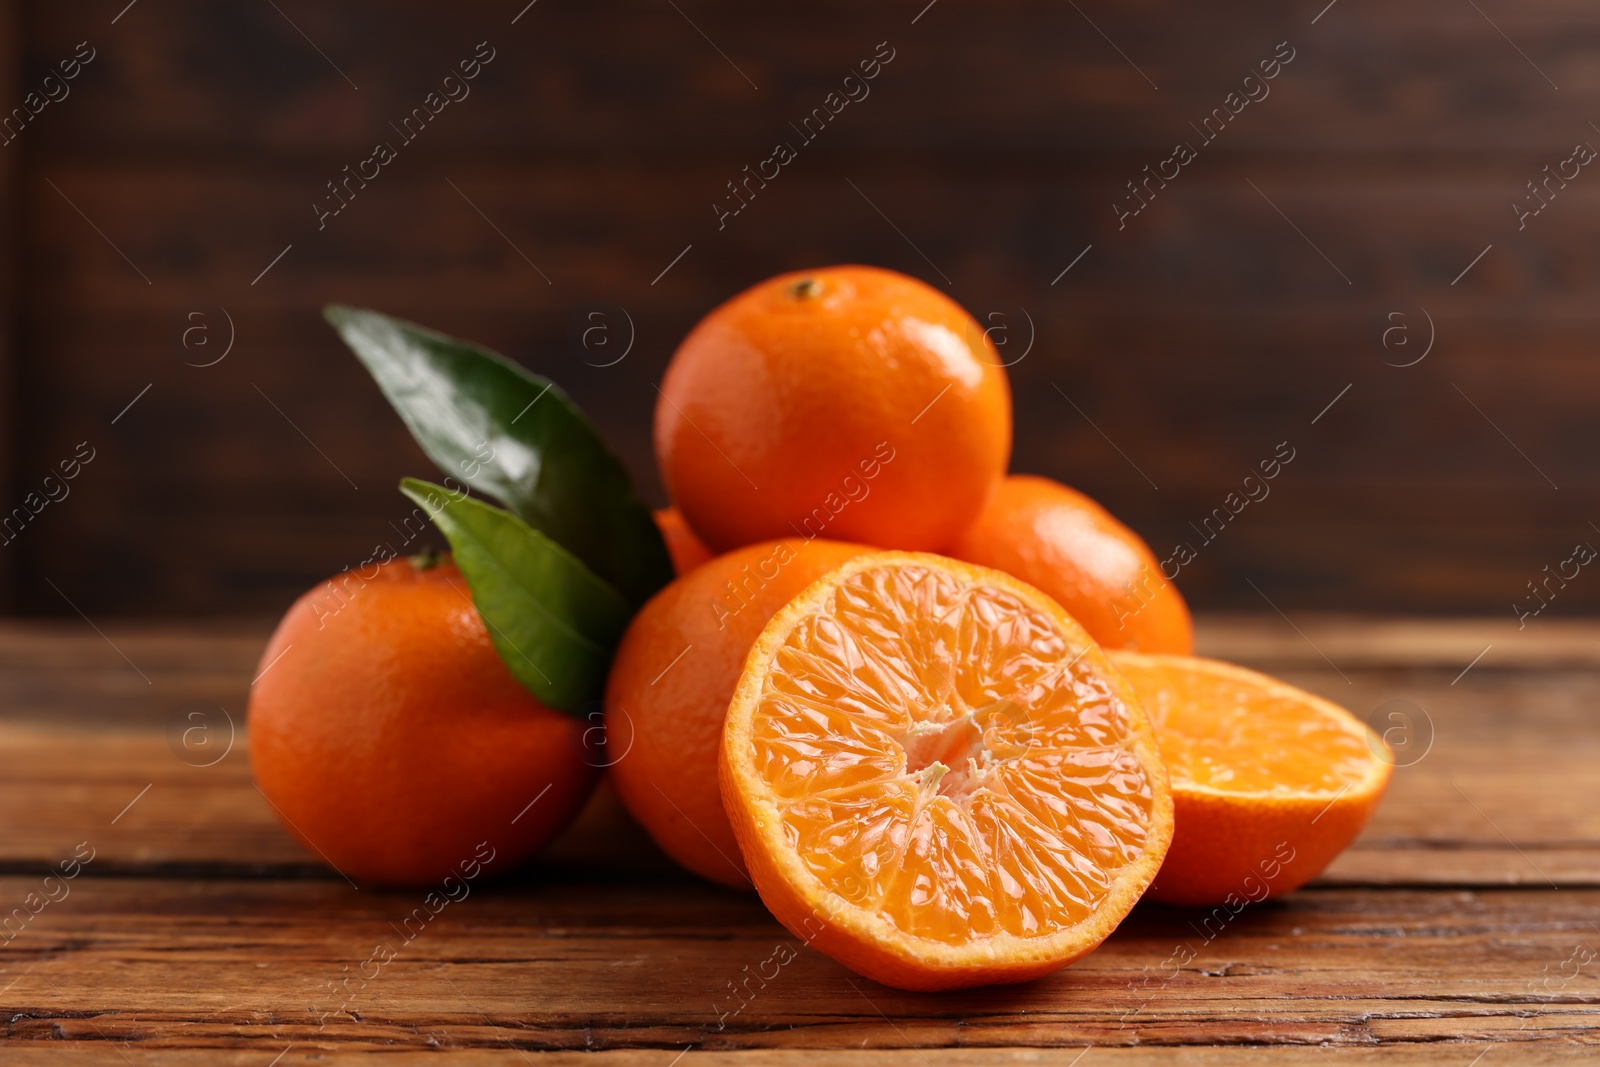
{"left": 327, "top": 305, "right": 673, "bottom": 608}
{"left": 400, "top": 478, "right": 632, "bottom": 715}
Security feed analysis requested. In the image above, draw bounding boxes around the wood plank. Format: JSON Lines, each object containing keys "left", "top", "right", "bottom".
{"left": 7, "top": 1050, "right": 1600, "bottom": 1067}
{"left": 17, "top": 155, "right": 1600, "bottom": 614}
{"left": 27, "top": 161, "right": 1600, "bottom": 312}
{"left": 1194, "top": 615, "right": 1600, "bottom": 670}
{"left": 0, "top": 879, "right": 1595, "bottom": 1055}
{"left": 0, "top": 0, "right": 18, "bottom": 611}
{"left": 15, "top": 1, "right": 1600, "bottom": 616}
{"left": 0, "top": 620, "right": 1594, "bottom": 886}
{"left": 0, "top": 621, "right": 1593, "bottom": 1057}
{"left": 27, "top": 0, "right": 1600, "bottom": 155}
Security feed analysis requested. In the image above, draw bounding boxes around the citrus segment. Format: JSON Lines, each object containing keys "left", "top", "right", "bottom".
{"left": 721, "top": 553, "right": 1172, "bottom": 990}
{"left": 1110, "top": 652, "right": 1392, "bottom": 907}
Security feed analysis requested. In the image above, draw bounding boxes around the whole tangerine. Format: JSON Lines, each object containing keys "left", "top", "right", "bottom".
{"left": 653, "top": 506, "right": 714, "bottom": 575}
{"left": 605, "top": 537, "right": 867, "bottom": 888}
{"left": 248, "top": 554, "right": 599, "bottom": 886}
{"left": 949, "top": 474, "right": 1194, "bottom": 654}
{"left": 654, "top": 265, "right": 1012, "bottom": 554}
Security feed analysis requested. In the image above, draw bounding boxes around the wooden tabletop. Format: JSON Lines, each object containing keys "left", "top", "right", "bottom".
{"left": 1, "top": 615, "right": 1597, "bottom": 1065}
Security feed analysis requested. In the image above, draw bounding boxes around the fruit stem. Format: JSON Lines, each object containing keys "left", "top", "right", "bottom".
{"left": 788, "top": 277, "right": 820, "bottom": 300}
{"left": 410, "top": 547, "right": 444, "bottom": 571}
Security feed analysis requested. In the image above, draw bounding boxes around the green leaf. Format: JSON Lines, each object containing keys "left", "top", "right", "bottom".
{"left": 400, "top": 478, "right": 632, "bottom": 715}
{"left": 326, "top": 305, "right": 673, "bottom": 608}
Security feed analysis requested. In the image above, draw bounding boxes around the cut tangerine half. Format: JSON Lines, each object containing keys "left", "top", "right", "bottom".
{"left": 1110, "top": 652, "right": 1392, "bottom": 907}
{"left": 720, "top": 552, "right": 1173, "bottom": 990}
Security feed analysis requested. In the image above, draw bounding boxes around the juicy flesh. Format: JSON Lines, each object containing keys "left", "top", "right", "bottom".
{"left": 1121, "top": 659, "right": 1374, "bottom": 795}
{"left": 748, "top": 563, "right": 1156, "bottom": 945}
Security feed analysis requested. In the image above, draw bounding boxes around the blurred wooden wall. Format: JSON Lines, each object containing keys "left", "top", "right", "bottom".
{"left": 6, "top": 0, "right": 1599, "bottom": 617}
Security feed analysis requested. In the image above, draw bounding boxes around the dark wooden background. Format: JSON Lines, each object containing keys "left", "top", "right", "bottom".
{"left": 4, "top": 0, "right": 1597, "bottom": 617}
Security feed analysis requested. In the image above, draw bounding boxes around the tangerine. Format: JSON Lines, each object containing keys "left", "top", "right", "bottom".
{"left": 950, "top": 475, "right": 1193, "bottom": 654}
{"left": 655, "top": 265, "right": 1011, "bottom": 554}
{"left": 606, "top": 537, "right": 867, "bottom": 888}
{"left": 654, "top": 506, "right": 714, "bottom": 575}
{"left": 248, "top": 555, "right": 598, "bottom": 886}
{"left": 1110, "top": 651, "right": 1391, "bottom": 906}
{"left": 720, "top": 552, "right": 1173, "bottom": 990}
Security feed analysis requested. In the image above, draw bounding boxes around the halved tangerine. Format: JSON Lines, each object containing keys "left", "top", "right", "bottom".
{"left": 1110, "top": 651, "right": 1392, "bottom": 907}
{"left": 719, "top": 552, "right": 1173, "bottom": 990}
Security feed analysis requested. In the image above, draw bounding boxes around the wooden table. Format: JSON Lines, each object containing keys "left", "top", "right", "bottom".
{"left": 2, "top": 615, "right": 1597, "bottom": 1064}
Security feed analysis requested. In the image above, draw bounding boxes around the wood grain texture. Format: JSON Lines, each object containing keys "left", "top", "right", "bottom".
{"left": 0, "top": 618, "right": 1596, "bottom": 1058}
{"left": 0, "top": 616, "right": 1592, "bottom": 884}
{"left": 2, "top": 879, "right": 1598, "bottom": 1055}
{"left": 7, "top": 0, "right": 1600, "bottom": 614}
{"left": 0, "top": 0, "right": 18, "bottom": 608}
{"left": 6, "top": 1052, "right": 1600, "bottom": 1067}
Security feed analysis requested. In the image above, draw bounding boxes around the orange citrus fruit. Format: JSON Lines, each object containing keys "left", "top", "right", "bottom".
{"left": 720, "top": 552, "right": 1173, "bottom": 990}
{"left": 1109, "top": 652, "right": 1391, "bottom": 907}
{"left": 655, "top": 265, "right": 1012, "bottom": 555}
{"left": 606, "top": 537, "right": 868, "bottom": 888}
{"left": 950, "top": 475, "right": 1193, "bottom": 654}
{"left": 249, "top": 555, "right": 599, "bottom": 886}
{"left": 653, "top": 505, "right": 713, "bottom": 575}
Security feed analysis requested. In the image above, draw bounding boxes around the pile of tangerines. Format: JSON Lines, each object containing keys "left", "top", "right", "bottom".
{"left": 250, "top": 266, "right": 1390, "bottom": 991}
